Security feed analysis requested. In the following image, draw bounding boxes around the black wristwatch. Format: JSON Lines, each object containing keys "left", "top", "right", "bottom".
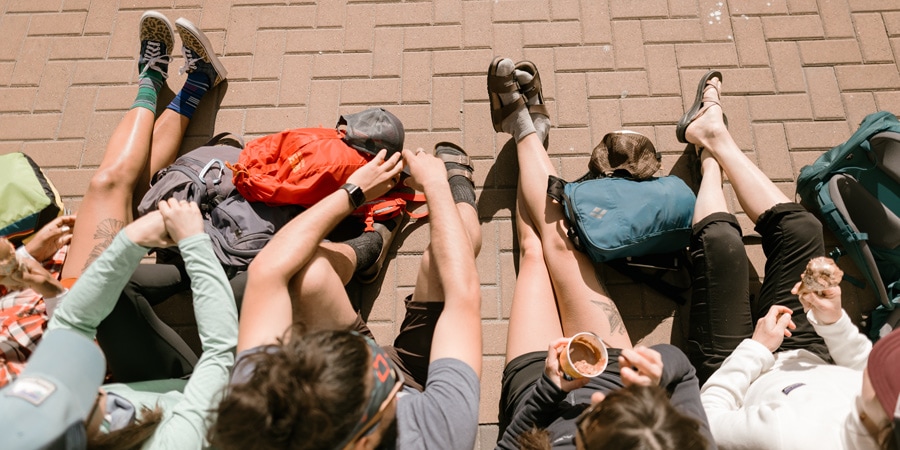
{"left": 340, "top": 183, "right": 366, "bottom": 209}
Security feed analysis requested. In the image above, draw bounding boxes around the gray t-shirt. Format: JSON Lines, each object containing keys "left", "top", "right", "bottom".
{"left": 397, "top": 358, "right": 480, "bottom": 450}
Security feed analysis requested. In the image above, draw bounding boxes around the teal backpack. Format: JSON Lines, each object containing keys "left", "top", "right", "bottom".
{"left": 796, "top": 111, "right": 900, "bottom": 339}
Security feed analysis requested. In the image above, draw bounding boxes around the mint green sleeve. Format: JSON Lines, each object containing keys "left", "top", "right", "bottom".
{"left": 143, "top": 234, "right": 238, "bottom": 449}
{"left": 48, "top": 231, "right": 148, "bottom": 339}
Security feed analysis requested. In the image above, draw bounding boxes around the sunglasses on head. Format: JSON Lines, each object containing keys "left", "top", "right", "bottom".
{"left": 337, "top": 333, "right": 405, "bottom": 450}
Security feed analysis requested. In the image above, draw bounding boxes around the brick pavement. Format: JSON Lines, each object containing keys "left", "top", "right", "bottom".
{"left": 2, "top": 1, "right": 900, "bottom": 447}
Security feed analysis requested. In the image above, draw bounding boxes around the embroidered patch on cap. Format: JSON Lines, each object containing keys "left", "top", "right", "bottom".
{"left": 781, "top": 382, "right": 805, "bottom": 395}
{"left": 5, "top": 377, "right": 56, "bottom": 406}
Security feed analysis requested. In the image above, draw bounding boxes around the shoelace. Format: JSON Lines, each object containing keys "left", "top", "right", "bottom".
{"left": 179, "top": 48, "right": 205, "bottom": 76}
{"left": 139, "top": 54, "right": 172, "bottom": 79}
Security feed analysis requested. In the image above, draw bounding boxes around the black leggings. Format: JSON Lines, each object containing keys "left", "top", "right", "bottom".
{"left": 687, "top": 204, "right": 830, "bottom": 384}
{"left": 95, "top": 263, "right": 246, "bottom": 383}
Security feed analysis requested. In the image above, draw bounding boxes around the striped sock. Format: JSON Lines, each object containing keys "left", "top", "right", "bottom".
{"left": 166, "top": 71, "right": 210, "bottom": 119}
{"left": 132, "top": 70, "right": 164, "bottom": 112}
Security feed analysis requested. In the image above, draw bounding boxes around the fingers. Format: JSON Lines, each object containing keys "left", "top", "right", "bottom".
{"left": 790, "top": 281, "right": 802, "bottom": 296}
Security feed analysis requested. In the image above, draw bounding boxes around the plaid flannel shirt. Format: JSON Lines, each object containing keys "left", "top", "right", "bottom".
{"left": 0, "top": 246, "right": 66, "bottom": 388}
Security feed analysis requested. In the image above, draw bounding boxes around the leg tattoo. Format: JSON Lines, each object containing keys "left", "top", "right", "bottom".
{"left": 592, "top": 299, "right": 627, "bottom": 335}
{"left": 83, "top": 218, "right": 125, "bottom": 271}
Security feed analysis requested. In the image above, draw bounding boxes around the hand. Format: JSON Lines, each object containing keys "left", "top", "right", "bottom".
{"left": 158, "top": 198, "right": 205, "bottom": 243}
{"left": 9, "top": 257, "right": 65, "bottom": 298}
{"left": 751, "top": 305, "right": 796, "bottom": 352}
{"left": 619, "top": 346, "right": 663, "bottom": 387}
{"left": 124, "top": 211, "right": 174, "bottom": 248}
{"left": 401, "top": 148, "right": 448, "bottom": 192}
{"left": 791, "top": 281, "right": 842, "bottom": 325}
{"left": 345, "top": 150, "right": 405, "bottom": 201}
{"left": 25, "top": 215, "right": 76, "bottom": 262}
{"left": 545, "top": 338, "right": 591, "bottom": 392}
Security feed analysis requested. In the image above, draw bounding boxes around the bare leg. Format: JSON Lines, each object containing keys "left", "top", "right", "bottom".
{"left": 410, "top": 202, "right": 482, "bottom": 303}
{"left": 515, "top": 133, "right": 632, "bottom": 349}
{"left": 62, "top": 107, "right": 157, "bottom": 279}
{"left": 133, "top": 110, "right": 191, "bottom": 205}
{"left": 683, "top": 77, "right": 790, "bottom": 224}
{"left": 286, "top": 244, "right": 359, "bottom": 331}
{"left": 505, "top": 193, "right": 563, "bottom": 363}
{"left": 693, "top": 151, "right": 728, "bottom": 224}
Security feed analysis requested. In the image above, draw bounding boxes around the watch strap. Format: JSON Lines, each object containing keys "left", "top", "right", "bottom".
{"left": 340, "top": 183, "right": 366, "bottom": 209}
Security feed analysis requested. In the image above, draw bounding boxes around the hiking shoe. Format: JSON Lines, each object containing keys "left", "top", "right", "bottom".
{"left": 355, "top": 214, "right": 405, "bottom": 285}
{"left": 138, "top": 11, "right": 175, "bottom": 78}
{"left": 175, "top": 17, "right": 227, "bottom": 87}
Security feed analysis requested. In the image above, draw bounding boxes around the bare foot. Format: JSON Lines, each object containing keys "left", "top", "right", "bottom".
{"left": 684, "top": 76, "right": 728, "bottom": 151}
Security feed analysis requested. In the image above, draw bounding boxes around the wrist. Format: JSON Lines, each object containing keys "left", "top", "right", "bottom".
{"left": 16, "top": 246, "right": 35, "bottom": 262}
{"left": 339, "top": 183, "right": 367, "bottom": 209}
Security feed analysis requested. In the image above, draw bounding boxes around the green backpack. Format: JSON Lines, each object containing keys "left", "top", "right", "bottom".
{"left": 796, "top": 111, "right": 900, "bottom": 339}
{"left": 0, "top": 152, "right": 63, "bottom": 245}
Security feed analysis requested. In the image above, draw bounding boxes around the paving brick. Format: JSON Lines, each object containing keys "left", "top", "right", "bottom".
{"left": 719, "top": 67, "right": 776, "bottom": 94}
{"left": 586, "top": 71, "right": 648, "bottom": 98}
{"left": 731, "top": 16, "right": 768, "bottom": 66}
{"left": 611, "top": 20, "right": 645, "bottom": 69}
{"left": 885, "top": 12, "right": 900, "bottom": 37}
{"left": 698, "top": 0, "right": 735, "bottom": 41}
{"left": 389, "top": 103, "right": 431, "bottom": 131}
{"left": 23, "top": 140, "right": 83, "bottom": 168}
{"left": 245, "top": 107, "right": 307, "bottom": 135}
{"left": 580, "top": 0, "right": 612, "bottom": 44}
{"left": 95, "top": 85, "right": 138, "bottom": 112}
{"left": 285, "top": 28, "right": 344, "bottom": 54}
{"left": 340, "top": 78, "right": 401, "bottom": 105}
{"left": 462, "top": 101, "right": 495, "bottom": 159}
{"left": 798, "top": 39, "right": 863, "bottom": 65}
{"left": 311, "top": 52, "right": 372, "bottom": 79}
{"left": 72, "top": 60, "right": 133, "bottom": 85}
{"left": 306, "top": 79, "right": 341, "bottom": 124}
{"left": 550, "top": 0, "right": 581, "bottom": 21}
{"left": 520, "top": 47, "right": 555, "bottom": 95}
{"left": 223, "top": 7, "right": 259, "bottom": 55}
{"left": 522, "top": 22, "right": 583, "bottom": 47}
{"left": 874, "top": 91, "right": 900, "bottom": 114}
{"left": 63, "top": 0, "right": 90, "bottom": 11}
{"left": 404, "top": 25, "right": 462, "bottom": 51}
{"left": 641, "top": 18, "right": 703, "bottom": 44}
{"left": 722, "top": 95, "right": 754, "bottom": 151}
{"left": 433, "top": 0, "right": 462, "bottom": 24}
{"left": 762, "top": 15, "right": 824, "bottom": 40}
{"left": 752, "top": 122, "right": 795, "bottom": 180}
{"left": 0, "top": 62, "right": 12, "bottom": 85}
{"left": 432, "top": 77, "right": 463, "bottom": 130}
{"left": 729, "top": 0, "right": 789, "bottom": 15}
{"left": 11, "top": 37, "right": 52, "bottom": 86}
{"left": 0, "top": 142, "right": 25, "bottom": 156}
{"left": 609, "top": 0, "right": 667, "bottom": 18}
{"left": 430, "top": 49, "right": 493, "bottom": 77}
{"left": 0, "top": 113, "right": 59, "bottom": 139}
{"left": 0, "top": 87, "right": 36, "bottom": 113}
{"left": 0, "top": 15, "right": 29, "bottom": 61}
{"left": 747, "top": 93, "right": 813, "bottom": 121}
{"left": 29, "top": 11, "right": 86, "bottom": 36}
{"left": 343, "top": 4, "right": 375, "bottom": 52}
{"left": 555, "top": 72, "right": 589, "bottom": 127}
{"left": 668, "top": 0, "right": 698, "bottom": 17}
{"left": 848, "top": 0, "right": 893, "bottom": 12}
{"left": 805, "top": 66, "right": 844, "bottom": 120}
{"left": 767, "top": 41, "right": 806, "bottom": 92}
{"left": 49, "top": 35, "right": 111, "bottom": 61}
{"left": 58, "top": 86, "right": 96, "bottom": 138}
{"left": 491, "top": 23, "right": 524, "bottom": 59}
{"left": 784, "top": 121, "right": 852, "bottom": 149}
{"left": 674, "top": 43, "right": 739, "bottom": 68}
{"left": 218, "top": 80, "right": 279, "bottom": 107}
{"left": 401, "top": 51, "right": 431, "bottom": 103}
{"left": 372, "top": 28, "right": 402, "bottom": 78}
{"left": 479, "top": 356, "right": 504, "bottom": 423}
{"left": 462, "top": 1, "right": 492, "bottom": 48}
{"left": 247, "top": 30, "right": 286, "bottom": 80}
{"left": 80, "top": 110, "right": 119, "bottom": 166}
{"left": 842, "top": 92, "right": 878, "bottom": 128}
{"left": 7, "top": 0, "right": 61, "bottom": 13}
{"left": 257, "top": 5, "right": 316, "bottom": 30}
{"left": 277, "top": 54, "right": 313, "bottom": 106}
{"left": 620, "top": 96, "right": 684, "bottom": 127}
{"left": 549, "top": 126, "right": 592, "bottom": 156}
{"left": 492, "top": 0, "right": 550, "bottom": 22}
{"left": 476, "top": 425, "right": 500, "bottom": 450}
{"left": 588, "top": 98, "right": 623, "bottom": 143}
{"left": 374, "top": 2, "right": 432, "bottom": 27}
{"left": 45, "top": 168, "right": 92, "bottom": 197}
{"left": 818, "top": 0, "right": 855, "bottom": 37}
{"left": 787, "top": 0, "right": 819, "bottom": 13}
{"left": 645, "top": 45, "right": 680, "bottom": 96}
{"left": 835, "top": 64, "right": 900, "bottom": 90}
{"left": 107, "top": 10, "right": 142, "bottom": 60}
{"left": 554, "top": 46, "right": 615, "bottom": 73}
{"left": 854, "top": 13, "right": 894, "bottom": 63}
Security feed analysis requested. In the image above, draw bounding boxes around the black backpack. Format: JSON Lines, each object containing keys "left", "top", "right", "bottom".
{"left": 137, "top": 134, "right": 301, "bottom": 273}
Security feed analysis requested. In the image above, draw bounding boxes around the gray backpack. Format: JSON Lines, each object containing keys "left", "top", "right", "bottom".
{"left": 137, "top": 134, "right": 301, "bottom": 273}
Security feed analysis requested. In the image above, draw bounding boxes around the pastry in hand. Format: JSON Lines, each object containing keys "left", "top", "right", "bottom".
{"left": 799, "top": 256, "right": 843, "bottom": 294}
{"left": 0, "top": 238, "right": 20, "bottom": 277}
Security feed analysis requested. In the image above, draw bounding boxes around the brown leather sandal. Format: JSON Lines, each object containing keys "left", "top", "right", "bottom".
{"left": 487, "top": 56, "right": 525, "bottom": 133}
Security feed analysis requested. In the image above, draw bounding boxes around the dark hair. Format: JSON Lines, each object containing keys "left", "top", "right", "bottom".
{"left": 209, "top": 325, "right": 371, "bottom": 449}
{"left": 578, "top": 384, "right": 708, "bottom": 450}
{"left": 517, "top": 428, "right": 552, "bottom": 450}
{"left": 87, "top": 406, "right": 163, "bottom": 450}
{"left": 877, "top": 423, "right": 898, "bottom": 450}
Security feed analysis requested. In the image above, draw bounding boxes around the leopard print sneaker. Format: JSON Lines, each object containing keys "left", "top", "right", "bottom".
{"left": 138, "top": 11, "right": 174, "bottom": 78}
{"left": 175, "top": 18, "right": 228, "bottom": 87}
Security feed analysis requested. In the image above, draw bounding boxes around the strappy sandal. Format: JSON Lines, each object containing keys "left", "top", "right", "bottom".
{"left": 434, "top": 142, "right": 474, "bottom": 181}
{"left": 514, "top": 60, "right": 549, "bottom": 119}
{"left": 676, "top": 70, "right": 726, "bottom": 144}
{"left": 487, "top": 56, "right": 525, "bottom": 133}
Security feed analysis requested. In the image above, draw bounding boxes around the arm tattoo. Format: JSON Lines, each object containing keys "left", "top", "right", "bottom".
{"left": 591, "top": 299, "right": 627, "bottom": 335}
{"left": 82, "top": 218, "right": 125, "bottom": 271}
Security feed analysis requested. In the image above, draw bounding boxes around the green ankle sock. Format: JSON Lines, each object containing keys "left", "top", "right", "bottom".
{"left": 132, "top": 70, "right": 164, "bottom": 112}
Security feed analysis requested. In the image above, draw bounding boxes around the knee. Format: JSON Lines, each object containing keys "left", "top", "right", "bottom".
{"left": 88, "top": 166, "right": 135, "bottom": 196}
{"left": 695, "top": 220, "right": 744, "bottom": 257}
{"left": 780, "top": 210, "right": 823, "bottom": 244}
